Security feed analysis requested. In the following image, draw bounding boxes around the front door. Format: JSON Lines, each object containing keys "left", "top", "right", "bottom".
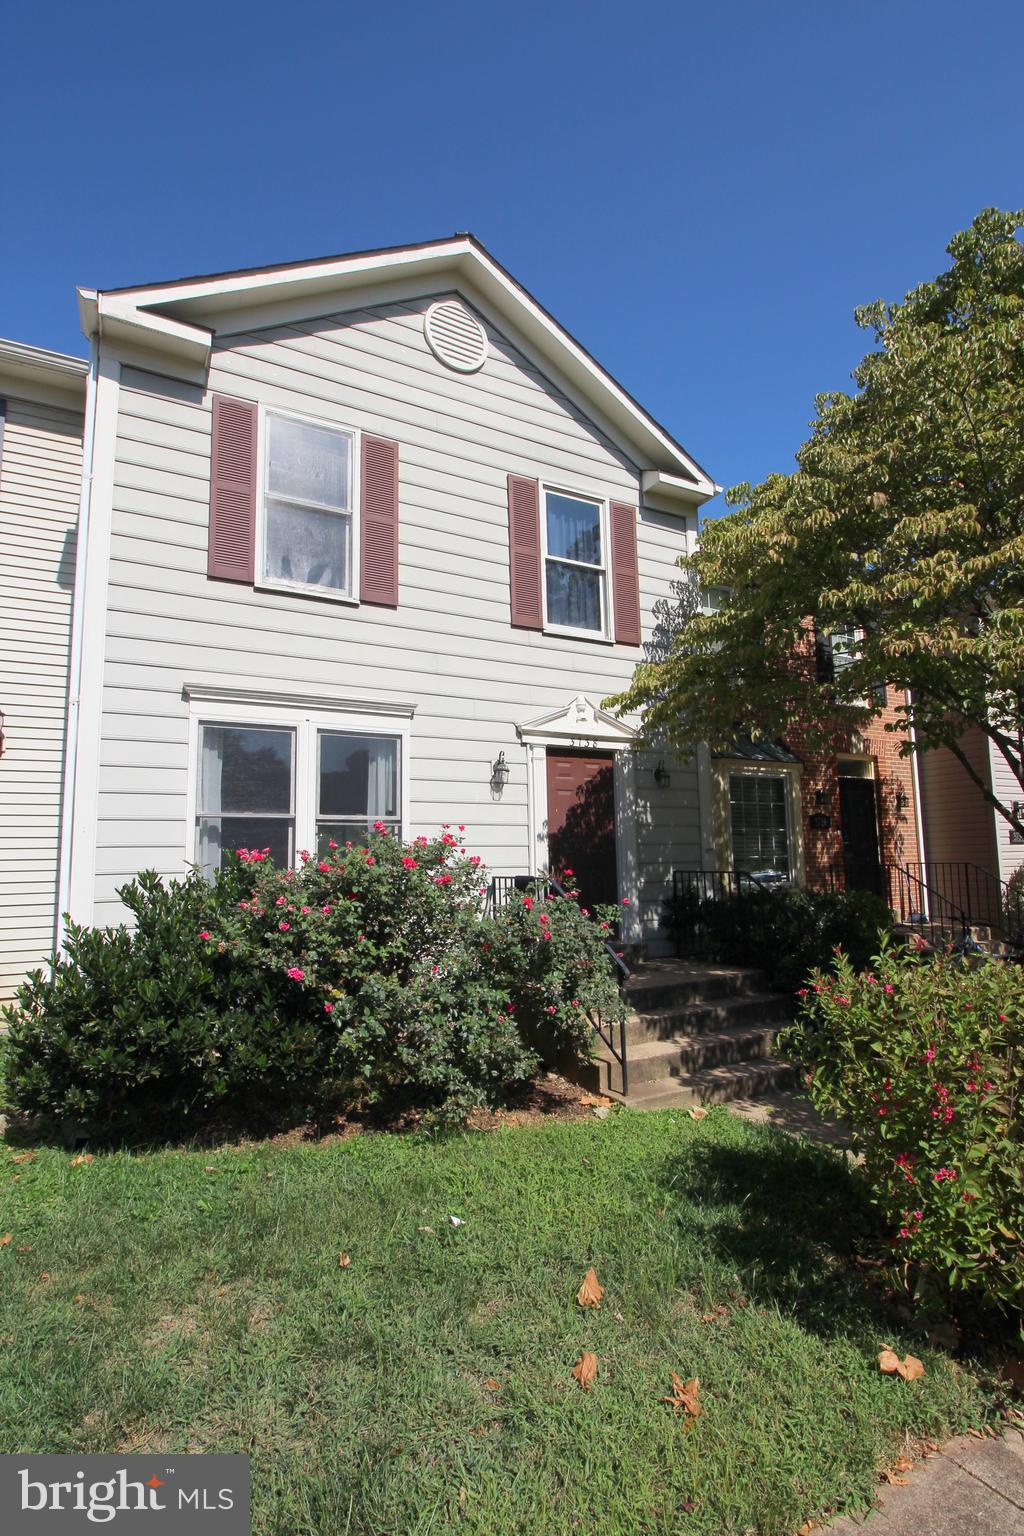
{"left": 546, "top": 750, "right": 617, "bottom": 909}
{"left": 839, "top": 777, "right": 883, "bottom": 895}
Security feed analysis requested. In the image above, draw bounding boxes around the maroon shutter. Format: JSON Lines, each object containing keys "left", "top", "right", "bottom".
{"left": 508, "top": 474, "right": 542, "bottom": 629}
{"left": 360, "top": 434, "right": 399, "bottom": 606}
{"left": 610, "top": 501, "right": 641, "bottom": 646}
{"left": 208, "top": 394, "right": 257, "bottom": 582}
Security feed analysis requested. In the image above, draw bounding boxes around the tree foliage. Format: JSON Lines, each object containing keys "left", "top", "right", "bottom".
{"left": 609, "top": 208, "right": 1024, "bottom": 837}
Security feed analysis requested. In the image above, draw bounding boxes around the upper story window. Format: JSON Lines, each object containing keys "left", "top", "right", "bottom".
{"left": 262, "top": 412, "right": 355, "bottom": 599}
{"left": 543, "top": 488, "right": 608, "bottom": 637}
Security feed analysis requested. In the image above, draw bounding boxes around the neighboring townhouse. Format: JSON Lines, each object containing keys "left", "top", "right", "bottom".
{"left": 58, "top": 236, "right": 723, "bottom": 956}
{"left": 687, "top": 618, "right": 923, "bottom": 901}
{"left": 916, "top": 730, "right": 1024, "bottom": 933}
{"left": 0, "top": 339, "right": 87, "bottom": 996}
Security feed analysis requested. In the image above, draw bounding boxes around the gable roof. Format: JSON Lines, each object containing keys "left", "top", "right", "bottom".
{"left": 77, "top": 234, "right": 718, "bottom": 505}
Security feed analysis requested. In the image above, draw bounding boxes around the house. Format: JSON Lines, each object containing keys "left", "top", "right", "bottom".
{"left": 0, "top": 339, "right": 87, "bottom": 997}
{"left": 42, "top": 235, "right": 727, "bottom": 970}
{"left": 915, "top": 730, "right": 1024, "bottom": 935}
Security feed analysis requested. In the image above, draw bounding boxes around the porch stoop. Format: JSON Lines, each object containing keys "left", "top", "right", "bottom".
{"left": 580, "top": 959, "right": 799, "bottom": 1107}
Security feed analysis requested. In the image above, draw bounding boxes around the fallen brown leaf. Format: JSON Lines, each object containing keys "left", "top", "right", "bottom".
{"left": 11, "top": 1152, "right": 35, "bottom": 1165}
{"left": 17, "top": 1245, "right": 32, "bottom": 1253}
{"left": 689, "top": 1106, "right": 709, "bottom": 1120}
{"left": 576, "top": 1267, "right": 604, "bottom": 1309}
{"left": 571, "top": 1352, "right": 598, "bottom": 1391}
{"left": 883, "top": 1471, "right": 909, "bottom": 1486}
{"left": 39, "top": 1272, "right": 51, "bottom": 1283}
{"left": 893, "top": 1456, "right": 913, "bottom": 1473}
{"left": 967, "top": 1427, "right": 986, "bottom": 1439}
{"left": 70, "top": 1154, "right": 94, "bottom": 1168}
{"left": 579, "top": 1093, "right": 612, "bottom": 1108}
{"left": 483, "top": 1378, "right": 501, "bottom": 1392}
{"left": 879, "top": 1349, "right": 925, "bottom": 1381}
{"left": 797, "top": 1522, "right": 815, "bottom": 1536}
{"left": 662, "top": 1372, "right": 702, "bottom": 1418}
{"left": 338, "top": 1252, "right": 351, "bottom": 1269}
{"left": 0, "top": 1233, "right": 11, "bottom": 1248}
{"left": 701, "top": 1303, "right": 730, "bottom": 1324}
{"left": 74, "top": 1295, "right": 85, "bottom": 1306}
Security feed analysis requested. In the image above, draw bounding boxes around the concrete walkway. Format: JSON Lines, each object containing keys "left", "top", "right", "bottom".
{"left": 823, "top": 1428, "right": 1024, "bottom": 1534}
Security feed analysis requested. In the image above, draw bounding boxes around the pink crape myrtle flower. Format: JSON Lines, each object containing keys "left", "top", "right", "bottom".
{"left": 278, "top": 921, "right": 290, "bottom": 932}
{"left": 286, "top": 967, "right": 305, "bottom": 982}
{"left": 317, "top": 861, "right": 330, "bottom": 872}
{"left": 198, "top": 930, "right": 211, "bottom": 940}
{"left": 324, "top": 1002, "right": 334, "bottom": 1014}
{"left": 401, "top": 856, "right": 418, "bottom": 869}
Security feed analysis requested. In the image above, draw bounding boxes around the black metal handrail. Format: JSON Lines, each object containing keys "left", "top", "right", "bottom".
{"left": 901, "top": 860, "right": 1023, "bottom": 945}
{"left": 887, "top": 863, "right": 971, "bottom": 946}
{"left": 486, "top": 873, "right": 631, "bottom": 1095}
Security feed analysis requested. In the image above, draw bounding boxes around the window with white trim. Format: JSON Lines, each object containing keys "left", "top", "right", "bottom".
{"left": 262, "top": 412, "right": 355, "bottom": 597}
{"left": 729, "top": 772, "right": 791, "bottom": 879}
{"left": 194, "top": 716, "right": 403, "bottom": 875}
{"left": 197, "top": 724, "right": 296, "bottom": 876}
{"left": 543, "top": 488, "right": 608, "bottom": 635}
{"left": 317, "top": 731, "right": 400, "bottom": 852}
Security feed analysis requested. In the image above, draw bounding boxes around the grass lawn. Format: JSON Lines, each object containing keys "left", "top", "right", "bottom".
{"left": 0, "top": 1106, "right": 994, "bottom": 1536}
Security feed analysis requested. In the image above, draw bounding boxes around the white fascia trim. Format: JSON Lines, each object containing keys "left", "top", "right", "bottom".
{"left": 94, "top": 239, "right": 718, "bottom": 497}
{"left": 642, "top": 469, "right": 721, "bottom": 505}
{"left": 78, "top": 287, "right": 212, "bottom": 369}
{"left": 183, "top": 683, "right": 417, "bottom": 717}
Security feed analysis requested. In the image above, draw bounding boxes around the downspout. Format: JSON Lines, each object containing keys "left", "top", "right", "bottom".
{"left": 906, "top": 690, "right": 929, "bottom": 917}
{"left": 56, "top": 331, "right": 99, "bottom": 952}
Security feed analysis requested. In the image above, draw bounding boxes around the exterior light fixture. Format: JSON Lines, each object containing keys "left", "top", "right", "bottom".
{"left": 654, "top": 760, "right": 671, "bottom": 788}
{"left": 491, "top": 751, "right": 510, "bottom": 793}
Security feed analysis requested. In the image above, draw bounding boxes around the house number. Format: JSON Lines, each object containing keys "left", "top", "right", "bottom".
{"left": 570, "top": 736, "right": 599, "bottom": 749}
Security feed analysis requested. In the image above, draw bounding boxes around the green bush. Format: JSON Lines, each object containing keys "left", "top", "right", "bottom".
{"left": 666, "top": 884, "right": 893, "bottom": 990}
{"left": 782, "top": 942, "right": 1024, "bottom": 1327}
{"left": 3, "top": 830, "right": 622, "bottom": 1141}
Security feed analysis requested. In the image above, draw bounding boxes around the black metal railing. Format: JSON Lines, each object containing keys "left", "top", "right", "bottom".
{"left": 486, "top": 874, "right": 631, "bottom": 1094}
{"left": 670, "top": 868, "right": 772, "bottom": 960}
{"left": 887, "top": 863, "right": 971, "bottom": 947}
{"left": 901, "top": 860, "right": 1023, "bottom": 947}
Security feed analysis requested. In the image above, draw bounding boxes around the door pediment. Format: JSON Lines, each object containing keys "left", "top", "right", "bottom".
{"left": 517, "top": 694, "right": 636, "bottom": 750}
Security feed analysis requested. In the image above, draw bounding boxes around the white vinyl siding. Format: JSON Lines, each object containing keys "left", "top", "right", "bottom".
{"left": 90, "top": 293, "right": 705, "bottom": 938}
{"left": 0, "top": 394, "right": 83, "bottom": 996}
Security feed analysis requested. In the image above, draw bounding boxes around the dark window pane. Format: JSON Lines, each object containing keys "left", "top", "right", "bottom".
{"left": 317, "top": 818, "right": 399, "bottom": 855}
{"left": 545, "top": 492, "right": 601, "bottom": 565}
{"left": 729, "top": 774, "right": 790, "bottom": 876}
{"left": 200, "top": 726, "right": 293, "bottom": 815}
{"left": 546, "top": 561, "right": 602, "bottom": 631}
{"left": 318, "top": 733, "right": 399, "bottom": 819}
{"left": 197, "top": 815, "right": 294, "bottom": 876}
{"left": 265, "top": 500, "right": 350, "bottom": 592}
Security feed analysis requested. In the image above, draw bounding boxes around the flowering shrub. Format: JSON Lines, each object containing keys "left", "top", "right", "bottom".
{"left": 3, "top": 828, "right": 621, "bottom": 1140}
{"left": 782, "top": 942, "right": 1024, "bottom": 1326}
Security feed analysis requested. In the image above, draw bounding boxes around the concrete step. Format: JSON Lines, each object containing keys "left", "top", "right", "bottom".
{"left": 625, "top": 1055, "right": 800, "bottom": 1110}
{"left": 626, "top": 990, "right": 793, "bottom": 1043}
{"left": 593, "top": 1023, "right": 784, "bottom": 1092}
{"left": 623, "top": 961, "right": 769, "bottom": 1013}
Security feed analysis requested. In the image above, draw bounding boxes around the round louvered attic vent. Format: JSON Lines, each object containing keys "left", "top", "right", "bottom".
{"left": 423, "top": 299, "right": 488, "bottom": 373}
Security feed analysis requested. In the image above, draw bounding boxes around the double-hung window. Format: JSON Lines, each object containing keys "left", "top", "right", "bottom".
{"left": 197, "top": 724, "right": 296, "bottom": 875}
{"left": 193, "top": 711, "right": 406, "bottom": 876}
{"left": 317, "top": 732, "right": 400, "bottom": 852}
{"left": 262, "top": 411, "right": 355, "bottom": 598}
{"left": 729, "top": 772, "right": 791, "bottom": 880}
{"left": 543, "top": 488, "right": 608, "bottom": 636}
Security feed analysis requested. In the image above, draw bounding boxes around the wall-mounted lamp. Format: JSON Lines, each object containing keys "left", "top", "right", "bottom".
{"left": 814, "top": 788, "right": 827, "bottom": 806}
{"left": 894, "top": 783, "right": 907, "bottom": 817}
{"left": 653, "top": 760, "right": 671, "bottom": 788}
{"left": 490, "top": 751, "right": 511, "bottom": 795}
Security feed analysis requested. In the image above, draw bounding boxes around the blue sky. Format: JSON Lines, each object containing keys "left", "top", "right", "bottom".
{"left": 3, "top": 0, "right": 1020, "bottom": 508}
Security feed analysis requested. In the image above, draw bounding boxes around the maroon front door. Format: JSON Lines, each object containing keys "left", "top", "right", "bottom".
{"left": 546, "top": 750, "right": 617, "bottom": 909}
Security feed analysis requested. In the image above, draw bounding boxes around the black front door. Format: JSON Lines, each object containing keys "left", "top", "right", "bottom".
{"left": 839, "top": 777, "right": 883, "bottom": 895}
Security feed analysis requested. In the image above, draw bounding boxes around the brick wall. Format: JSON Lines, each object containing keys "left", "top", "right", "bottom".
{"left": 787, "top": 625, "right": 919, "bottom": 892}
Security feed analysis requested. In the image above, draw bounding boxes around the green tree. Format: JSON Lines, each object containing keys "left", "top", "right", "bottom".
{"left": 609, "top": 208, "right": 1024, "bottom": 840}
